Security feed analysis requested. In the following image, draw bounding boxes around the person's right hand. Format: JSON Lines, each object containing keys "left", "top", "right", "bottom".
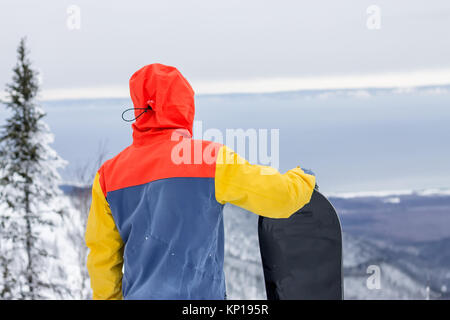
{"left": 302, "top": 168, "right": 319, "bottom": 190}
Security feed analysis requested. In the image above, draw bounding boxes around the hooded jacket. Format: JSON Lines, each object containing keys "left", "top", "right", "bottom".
{"left": 85, "top": 63, "right": 316, "bottom": 300}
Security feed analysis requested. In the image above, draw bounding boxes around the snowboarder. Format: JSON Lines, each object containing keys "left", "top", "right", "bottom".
{"left": 85, "top": 63, "right": 316, "bottom": 300}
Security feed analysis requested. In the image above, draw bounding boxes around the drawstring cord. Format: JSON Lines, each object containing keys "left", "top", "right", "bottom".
{"left": 121, "top": 103, "right": 153, "bottom": 122}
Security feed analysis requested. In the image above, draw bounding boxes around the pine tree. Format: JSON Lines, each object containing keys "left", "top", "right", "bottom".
{"left": 0, "top": 38, "right": 68, "bottom": 299}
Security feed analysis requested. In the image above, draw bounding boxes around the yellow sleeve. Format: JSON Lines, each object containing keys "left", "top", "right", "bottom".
{"left": 85, "top": 171, "right": 124, "bottom": 300}
{"left": 215, "top": 145, "right": 316, "bottom": 218}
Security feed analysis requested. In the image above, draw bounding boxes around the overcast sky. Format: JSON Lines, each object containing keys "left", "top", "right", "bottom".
{"left": 1, "top": 0, "right": 450, "bottom": 99}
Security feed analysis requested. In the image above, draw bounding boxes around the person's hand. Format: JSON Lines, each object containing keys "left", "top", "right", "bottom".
{"left": 302, "top": 168, "right": 319, "bottom": 191}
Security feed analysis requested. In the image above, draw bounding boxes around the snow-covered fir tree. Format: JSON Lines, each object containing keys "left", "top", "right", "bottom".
{"left": 0, "top": 38, "right": 68, "bottom": 299}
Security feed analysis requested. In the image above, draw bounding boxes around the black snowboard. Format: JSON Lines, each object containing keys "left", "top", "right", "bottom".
{"left": 258, "top": 190, "right": 343, "bottom": 300}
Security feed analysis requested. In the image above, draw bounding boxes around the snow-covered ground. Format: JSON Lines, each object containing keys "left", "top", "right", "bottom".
{"left": 223, "top": 204, "right": 449, "bottom": 300}
{"left": 0, "top": 193, "right": 90, "bottom": 299}
{"left": 223, "top": 204, "right": 266, "bottom": 299}
{"left": 221, "top": 189, "right": 450, "bottom": 300}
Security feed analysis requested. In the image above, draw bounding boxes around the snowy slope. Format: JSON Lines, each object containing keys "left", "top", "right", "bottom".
{"left": 222, "top": 190, "right": 450, "bottom": 300}
{"left": 223, "top": 204, "right": 266, "bottom": 299}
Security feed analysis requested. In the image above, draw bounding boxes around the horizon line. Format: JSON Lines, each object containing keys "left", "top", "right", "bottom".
{"left": 1, "top": 68, "right": 450, "bottom": 101}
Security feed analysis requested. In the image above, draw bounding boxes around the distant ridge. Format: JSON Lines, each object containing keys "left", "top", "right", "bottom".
{"left": 326, "top": 187, "right": 450, "bottom": 199}
{"left": 1, "top": 69, "right": 449, "bottom": 101}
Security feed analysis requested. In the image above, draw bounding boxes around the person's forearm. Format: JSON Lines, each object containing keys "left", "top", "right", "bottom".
{"left": 215, "top": 146, "right": 316, "bottom": 218}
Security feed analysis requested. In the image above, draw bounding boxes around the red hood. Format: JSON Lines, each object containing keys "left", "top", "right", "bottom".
{"left": 129, "top": 64, "right": 195, "bottom": 143}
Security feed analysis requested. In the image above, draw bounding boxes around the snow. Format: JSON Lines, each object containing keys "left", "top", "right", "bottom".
{"left": 383, "top": 197, "right": 401, "bottom": 204}
{"left": 223, "top": 204, "right": 266, "bottom": 299}
{"left": 326, "top": 187, "right": 450, "bottom": 199}
{"left": 223, "top": 206, "right": 448, "bottom": 300}
{"left": 2, "top": 187, "right": 447, "bottom": 300}
{"left": 0, "top": 191, "right": 89, "bottom": 299}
